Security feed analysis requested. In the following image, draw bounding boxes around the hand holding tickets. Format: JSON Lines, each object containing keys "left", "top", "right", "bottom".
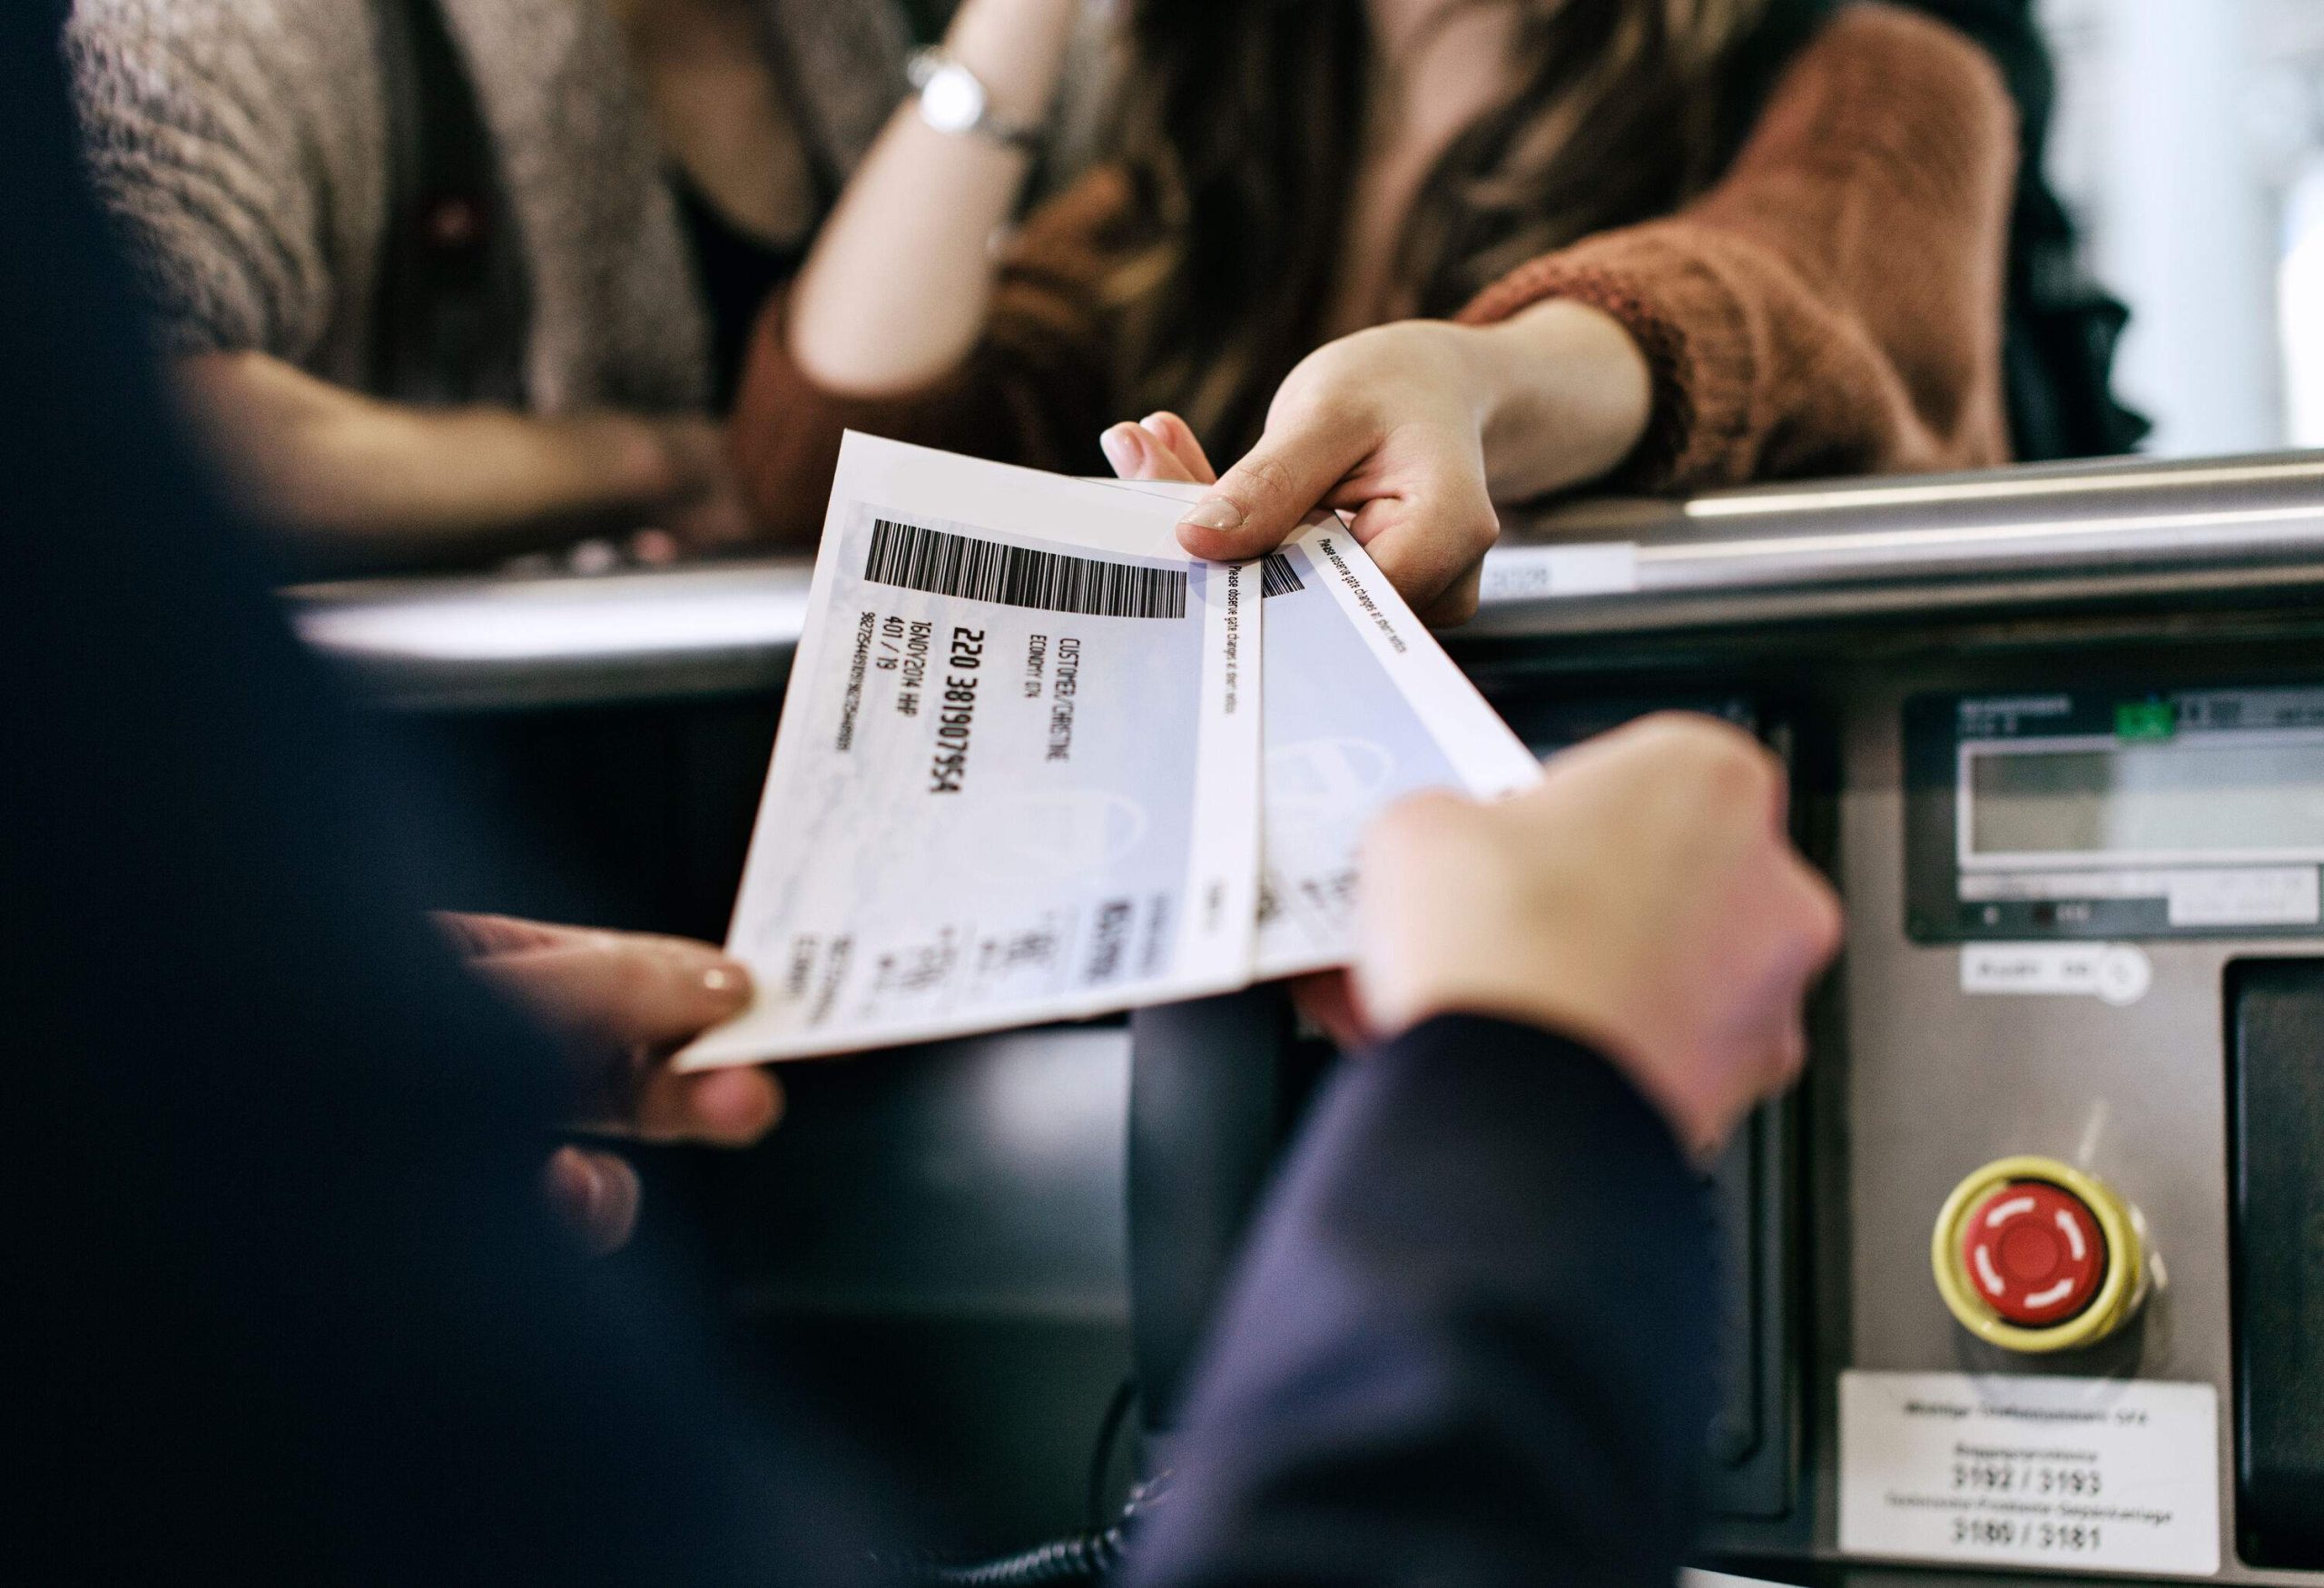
{"left": 679, "top": 433, "right": 1538, "bottom": 1068}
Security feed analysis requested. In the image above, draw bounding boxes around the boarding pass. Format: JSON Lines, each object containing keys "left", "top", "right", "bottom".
{"left": 680, "top": 435, "right": 1535, "bottom": 1067}
{"left": 1102, "top": 477, "right": 1541, "bottom": 977}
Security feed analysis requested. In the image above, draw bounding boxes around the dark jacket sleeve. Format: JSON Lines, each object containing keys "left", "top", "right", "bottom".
{"left": 1125, "top": 1014, "right": 1717, "bottom": 1588}
{"left": 9, "top": 22, "right": 880, "bottom": 1583}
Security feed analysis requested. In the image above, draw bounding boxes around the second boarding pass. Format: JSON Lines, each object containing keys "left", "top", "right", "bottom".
{"left": 681, "top": 435, "right": 1536, "bottom": 1067}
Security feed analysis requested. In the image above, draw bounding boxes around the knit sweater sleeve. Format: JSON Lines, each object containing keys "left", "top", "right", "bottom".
{"left": 62, "top": 0, "right": 383, "bottom": 370}
{"left": 728, "top": 167, "right": 1132, "bottom": 545}
{"left": 1458, "top": 3, "right": 2019, "bottom": 490}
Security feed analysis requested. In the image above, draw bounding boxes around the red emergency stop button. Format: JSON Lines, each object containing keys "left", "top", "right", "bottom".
{"left": 1932, "top": 1156, "right": 2147, "bottom": 1352}
{"left": 1960, "top": 1179, "right": 2105, "bottom": 1325}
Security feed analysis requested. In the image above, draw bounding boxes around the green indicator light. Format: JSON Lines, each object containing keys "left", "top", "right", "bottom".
{"left": 2114, "top": 700, "right": 2176, "bottom": 741}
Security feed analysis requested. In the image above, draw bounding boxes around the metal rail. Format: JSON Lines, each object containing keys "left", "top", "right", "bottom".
{"left": 290, "top": 450, "right": 2324, "bottom": 708}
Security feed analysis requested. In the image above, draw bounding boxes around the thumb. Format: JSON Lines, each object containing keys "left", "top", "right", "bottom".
{"left": 1175, "top": 414, "right": 1371, "bottom": 561}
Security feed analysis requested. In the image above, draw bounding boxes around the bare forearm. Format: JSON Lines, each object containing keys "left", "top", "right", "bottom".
{"left": 176, "top": 352, "right": 700, "bottom": 569}
{"left": 1465, "top": 300, "right": 1653, "bottom": 504}
{"left": 785, "top": 0, "right": 1080, "bottom": 394}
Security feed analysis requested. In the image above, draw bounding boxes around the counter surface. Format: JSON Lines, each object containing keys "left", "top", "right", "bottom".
{"left": 290, "top": 451, "right": 2324, "bottom": 708}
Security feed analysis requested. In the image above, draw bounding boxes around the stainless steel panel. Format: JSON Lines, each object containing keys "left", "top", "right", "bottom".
{"left": 1824, "top": 682, "right": 2323, "bottom": 1583}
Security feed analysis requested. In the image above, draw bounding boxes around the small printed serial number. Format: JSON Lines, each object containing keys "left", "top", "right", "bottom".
{"left": 1951, "top": 1518, "right": 2104, "bottom": 1554}
{"left": 1952, "top": 1461, "right": 2104, "bottom": 1497}
{"left": 928, "top": 627, "right": 985, "bottom": 794}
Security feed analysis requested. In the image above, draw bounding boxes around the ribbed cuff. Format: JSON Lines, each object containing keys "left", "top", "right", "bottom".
{"left": 1457, "top": 235, "right": 1757, "bottom": 493}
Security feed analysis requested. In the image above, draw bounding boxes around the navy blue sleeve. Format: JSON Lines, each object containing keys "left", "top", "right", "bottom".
{"left": 1125, "top": 1014, "right": 1717, "bottom": 1588}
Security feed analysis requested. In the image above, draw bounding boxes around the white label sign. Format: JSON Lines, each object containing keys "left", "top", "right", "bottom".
{"left": 2165, "top": 866, "right": 2320, "bottom": 926}
{"left": 1960, "top": 942, "right": 2152, "bottom": 1005}
{"left": 1476, "top": 541, "right": 1639, "bottom": 602}
{"left": 1839, "top": 1370, "right": 2220, "bottom": 1577}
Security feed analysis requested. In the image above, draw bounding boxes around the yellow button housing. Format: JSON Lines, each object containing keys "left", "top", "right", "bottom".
{"left": 1931, "top": 1155, "right": 2146, "bottom": 1353}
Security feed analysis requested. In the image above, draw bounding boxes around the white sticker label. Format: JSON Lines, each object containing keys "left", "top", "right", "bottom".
{"left": 1960, "top": 942, "right": 2152, "bottom": 1006}
{"left": 2165, "top": 866, "right": 2320, "bottom": 926}
{"left": 1476, "top": 542, "right": 1639, "bottom": 602}
{"left": 1839, "top": 1370, "right": 2220, "bottom": 1577}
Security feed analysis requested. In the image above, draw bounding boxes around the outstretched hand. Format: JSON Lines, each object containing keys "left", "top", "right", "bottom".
{"left": 1159, "top": 325, "right": 1501, "bottom": 625}
{"left": 441, "top": 912, "right": 783, "bottom": 1252}
{"left": 1110, "top": 305, "right": 1651, "bottom": 626}
{"left": 1352, "top": 715, "right": 1842, "bottom": 1157}
{"left": 1100, "top": 411, "right": 1370, "bottom": 1043}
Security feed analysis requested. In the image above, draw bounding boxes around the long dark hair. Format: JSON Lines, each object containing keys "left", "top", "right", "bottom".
{"left": 1103, "top": 0, "right": 1780, "bottom": 451}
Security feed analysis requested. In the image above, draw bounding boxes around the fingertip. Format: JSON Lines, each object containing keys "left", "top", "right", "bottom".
{"left": 590, "top": 1153, "right": 643, "bottom": 1252}
{"left": 1176, "top": 493, "right": 1246, "bottom": 535}
{"left": 544, "top": 1143, "right": 596, "bottom": 1216}
{"left": 1098, "top": 422, "right": 1145, "bottom": 478}
{"left": 1138, "top": 412, "right": 1217, "bottom": 485}
{"left": 1175, "top": 521, "right": 1276, "bottom": 565}
{"left": 543, "top": 1145, "right": 641, "bottom": 1254}
{"left": 629, "top": 528, "right": 681, "bottom": 567}
{"left": 692, "top": 1067, "right": 784, "bottom": 1145}
{"left": 699, "top": 957, "right": 753, "bottom": 1010}
{"left": 1139, "top": 411, "right": 1189, "bottom": 459}
{"left": 1175, "top": 522, "right": 1230, "bottom": 560}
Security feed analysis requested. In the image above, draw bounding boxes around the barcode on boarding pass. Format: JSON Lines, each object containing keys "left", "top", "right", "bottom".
{"left": 865, "top": 518, "right": 1187, "bottom": 619}
{"left": 1258, "top": 553, "right": 1304, "bottom": 598}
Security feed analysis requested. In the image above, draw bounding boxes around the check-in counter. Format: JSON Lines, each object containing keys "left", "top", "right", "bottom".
{"left": 294, "top": 450, "right": 2324, "bottom": 709}
{"left": 291, "top": 450, "right": 2324, "bottom": 1581}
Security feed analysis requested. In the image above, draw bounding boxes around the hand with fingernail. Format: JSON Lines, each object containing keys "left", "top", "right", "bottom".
{"left": 1100, "top": 304, "right": 1651, "bottom": 627}
{"left": 437, "top": 913, "right": 781, "bottom": 1254}
{"left": 1099, "top": 409, "right": 1218, "bottom": 488}
{"left": 1099, "top": 412, "right": 1370, "bottom": 1047}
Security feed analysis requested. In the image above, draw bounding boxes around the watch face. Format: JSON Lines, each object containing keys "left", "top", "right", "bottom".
{"left": 920, "top": 64, "right": 986, "bottom": 135}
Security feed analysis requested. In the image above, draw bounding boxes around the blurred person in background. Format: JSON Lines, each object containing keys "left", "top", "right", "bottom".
{"left": 62, "top": 0, "right": 1089, "bottom": 571}
{"left": 735, "top": 0, "right": 2070, "bottom": 622}
{"left": 1102, "top": 0, "right": 2146, "bottom": 607}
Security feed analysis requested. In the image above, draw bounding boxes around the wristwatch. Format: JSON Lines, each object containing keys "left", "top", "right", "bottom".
{"left": 908, "top": 48, "right": 1044, "bottom": 154}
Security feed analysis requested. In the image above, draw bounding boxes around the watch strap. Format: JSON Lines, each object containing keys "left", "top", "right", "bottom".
{"left": 908, "top": 47, "right": 1045, "bottom": 154}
